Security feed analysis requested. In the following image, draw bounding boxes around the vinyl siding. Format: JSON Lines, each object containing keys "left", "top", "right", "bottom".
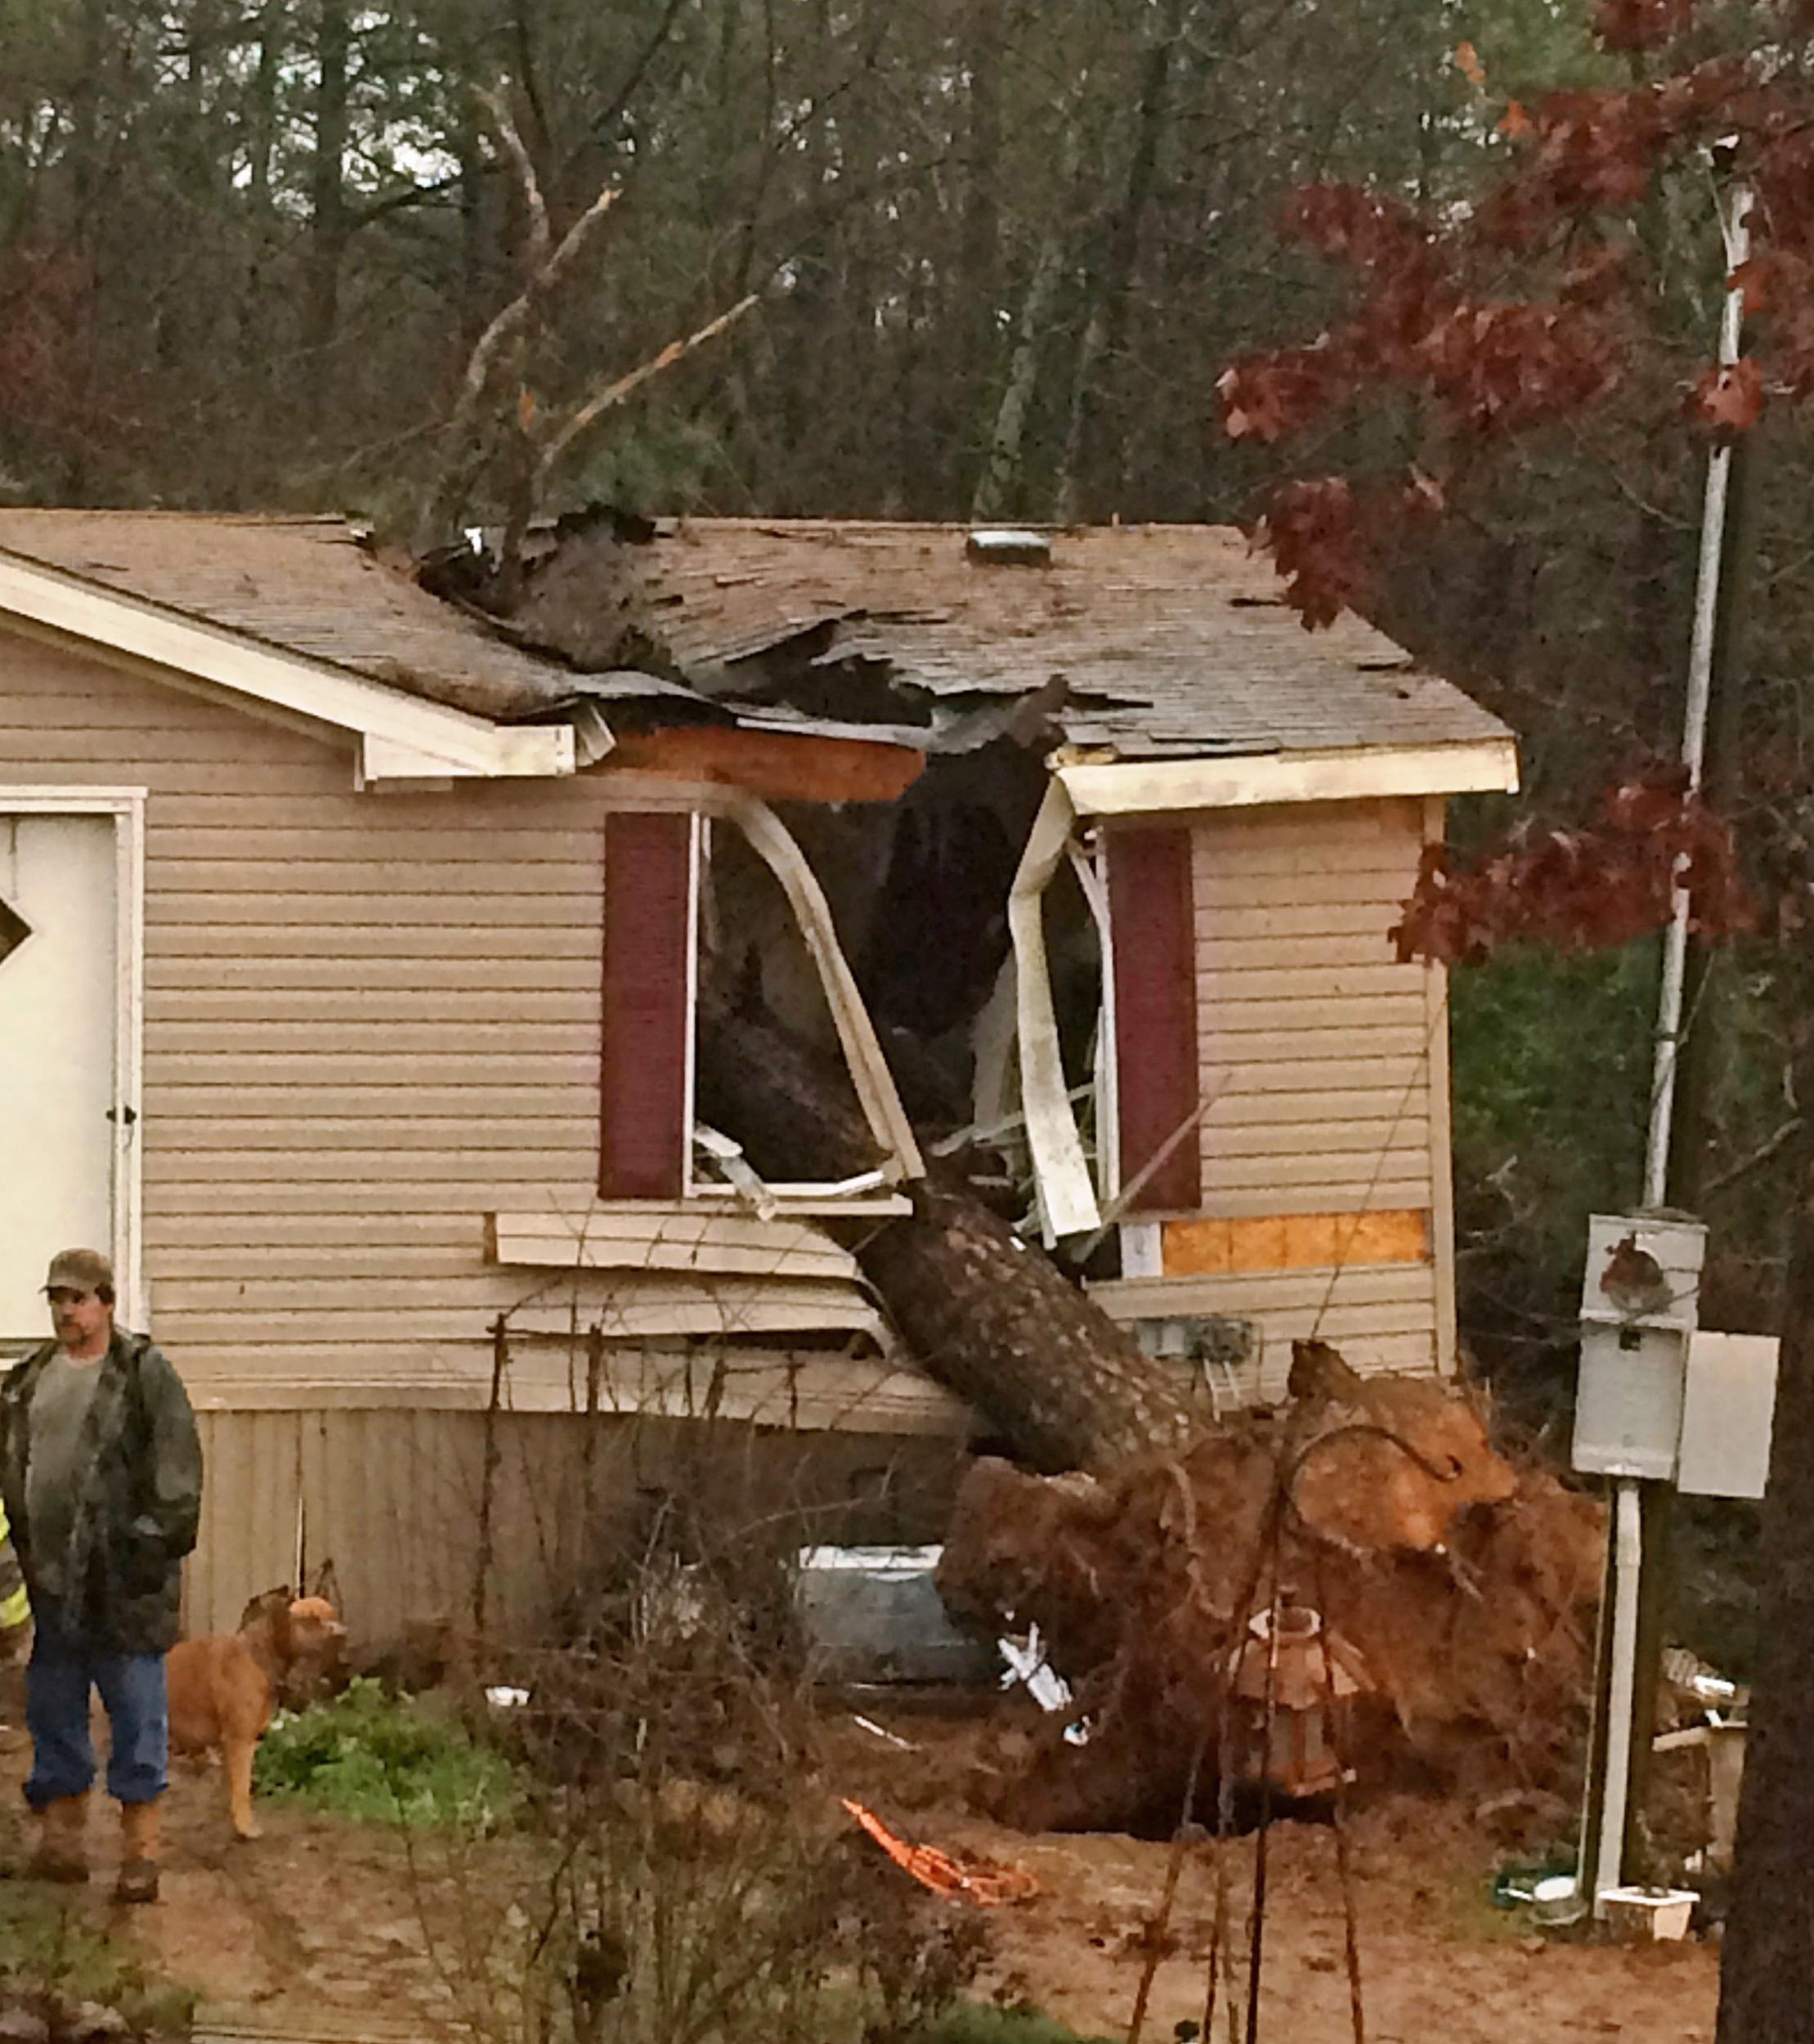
{"left": 1095, "top": 797, "right": 1454, "bottom": 1393}
{"left": 0, "top": 633, "right": 864, "bottom": 1410}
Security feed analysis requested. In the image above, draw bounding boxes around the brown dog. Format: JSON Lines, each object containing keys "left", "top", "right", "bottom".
{"left": 167, "top": 1589, "right": 347, "bottom": 1840}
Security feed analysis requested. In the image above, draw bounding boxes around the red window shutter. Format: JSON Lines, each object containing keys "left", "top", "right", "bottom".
{"left": 600, "top": 812, "right": 693, "bottom": 1199}
{"left": 1109, "top": 826, "right": 1201, "bottom": 1213}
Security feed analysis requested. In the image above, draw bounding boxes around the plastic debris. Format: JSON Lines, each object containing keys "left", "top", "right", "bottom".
{"left": 840, "top": 1796, "right": 1039, "bottom": 1906}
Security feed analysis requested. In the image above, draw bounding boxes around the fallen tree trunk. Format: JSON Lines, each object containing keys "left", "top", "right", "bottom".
{"left": 696, "top": 994, "right": 1200, "bottom": 1472}
{"left": 700, "top": 998, "right": 1605, "bottom": 1829}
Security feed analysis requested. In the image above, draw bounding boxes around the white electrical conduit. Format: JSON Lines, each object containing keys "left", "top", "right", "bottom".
{"left": 1646, "top": 178, "right": 1751, "bottom": 1203}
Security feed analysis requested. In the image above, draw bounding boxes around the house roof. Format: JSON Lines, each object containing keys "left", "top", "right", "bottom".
{"left": 0, "top": 509, "right": 1512, "bottom": 773}
{"left": 515, "top": 518, "right": 1512, "bottom": 761}
{"left": 0, "top": 510, "right": 582, "bottom": 723}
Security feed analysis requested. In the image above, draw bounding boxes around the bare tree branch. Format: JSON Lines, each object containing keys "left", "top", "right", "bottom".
{"left": 532, "top": 291, "right": 761, "bottom": 486}
{"left": 1704, "top": 1116, "right": 1806, "bottom": 1202}
{"left": 476, "top": 84, "right": 549, "bottom": 272}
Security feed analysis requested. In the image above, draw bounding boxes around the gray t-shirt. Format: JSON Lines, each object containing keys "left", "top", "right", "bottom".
{"left": 26, "top": 1352, "right": 105, "bottom": 1597}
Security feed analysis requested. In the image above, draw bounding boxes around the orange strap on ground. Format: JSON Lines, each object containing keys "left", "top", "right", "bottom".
{"left": 840, "top": 1796, "right": 1039, "bottom": 1906}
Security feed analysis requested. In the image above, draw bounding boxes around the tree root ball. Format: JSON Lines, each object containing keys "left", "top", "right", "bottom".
{"left": 936, "top": 1371, "right": 1604, "bottom": 1836}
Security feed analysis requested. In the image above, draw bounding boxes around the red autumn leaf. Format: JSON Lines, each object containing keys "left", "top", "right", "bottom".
{"left": 1255, "top": 477, "right": 1373, "bottom": 630}
{"left": 1392, "top": 774, "right": 1754, "bottom": 966}
{"left": 1278, "top": 183, "right": 1431, "bottom": 272}
{"left": 1592, "top": 0, "right": 1695, "bottom": 53}
{"left": 1730, "top": 255, "right": 1777, "bottom": 316}
{"left": 1217, "top": 344, "right": 1351, "bottom": 442}
{"left": 1454, "top": 41, "right": 1487, "bottom": 88}
{"left": 1498, "top": 101, "right": 1534, "bottom": 139}
{"left": 1561, "top": 239, "right": 1633, "bottom": 305}
{"left": 1414, "top": 300, "right": 1622, "bottom": 434}
{"left": 1687, "top": 356, "right": 1766, "bottom": 437}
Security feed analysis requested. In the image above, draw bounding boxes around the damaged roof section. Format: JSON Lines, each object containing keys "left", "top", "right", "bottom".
{"left": 489, "top": 516, "right": 1510, "bottom": 760}
{"left": 0, "top": 510, "right": 1509, "bottom": 773}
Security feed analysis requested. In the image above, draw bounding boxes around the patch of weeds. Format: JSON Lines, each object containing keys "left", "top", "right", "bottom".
{"left": 0, "top": 1885, "right": 197, "bottom": 2037}
{"left": 253, "top": 1676, "right": 522, "bottom": 1828}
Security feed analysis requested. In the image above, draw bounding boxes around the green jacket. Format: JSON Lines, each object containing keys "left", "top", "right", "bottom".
{"left": 0, "top": 1329, "right": 203, "bottom": 1655}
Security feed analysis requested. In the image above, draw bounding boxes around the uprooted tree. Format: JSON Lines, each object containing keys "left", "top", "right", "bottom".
{"left": 1216, "top": 5, "right": 1814, "bottom": 2033}
{"left": 696, "top": 986, "right": 1606, "bottom": 1839}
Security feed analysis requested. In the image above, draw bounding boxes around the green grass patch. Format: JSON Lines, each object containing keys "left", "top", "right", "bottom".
{"left": 253, "top": 1677, "right": 522, "bottom": 1829}
{"left": 0, "top": 1884, "right": 197, "bottom": 2036}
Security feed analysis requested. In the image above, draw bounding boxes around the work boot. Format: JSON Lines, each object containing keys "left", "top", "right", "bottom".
{"left": 114, "top": 1798, "right": 159, "bottom": 1905}
{"left": 29, "top": 1792, "right": 90, "bottom": 1884}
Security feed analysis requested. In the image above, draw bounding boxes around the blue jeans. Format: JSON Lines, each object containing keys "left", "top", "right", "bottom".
{"left": 24, "top": 1616, "right": 168, "bottom": 1809}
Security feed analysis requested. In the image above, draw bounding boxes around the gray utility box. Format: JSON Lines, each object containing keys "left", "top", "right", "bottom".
{"left": 1572, "top": 1212, "right": 1707, "bottom": 1482}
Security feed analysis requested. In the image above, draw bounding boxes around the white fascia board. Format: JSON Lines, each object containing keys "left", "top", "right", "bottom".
{"left": 1056, "top": 736, "right": 1520, "bottom": 817}
{"left": 0, "top": 549, "right": 573, "bottom": 780}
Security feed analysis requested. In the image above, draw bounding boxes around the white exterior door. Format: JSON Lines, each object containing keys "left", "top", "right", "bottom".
{"left": 0, "top": 811, "right": 122, "bottom": 1342}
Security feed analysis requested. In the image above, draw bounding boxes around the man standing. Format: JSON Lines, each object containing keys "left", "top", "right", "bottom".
{"left": 0, "top": 1249, "right": 201, "bottom": 1903}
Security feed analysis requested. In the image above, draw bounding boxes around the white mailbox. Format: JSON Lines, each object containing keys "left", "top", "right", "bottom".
{"left": 1572, "top": 1212, "right": 1707, "bottom": 1482}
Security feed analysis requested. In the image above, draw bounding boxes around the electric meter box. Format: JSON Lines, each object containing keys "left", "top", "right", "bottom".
{"left": 1579, "top": 1212, "right": 1706, "bottom": 1329}
{"left": 1572, "top": 1212, "right": 1707, "bottom": 1481}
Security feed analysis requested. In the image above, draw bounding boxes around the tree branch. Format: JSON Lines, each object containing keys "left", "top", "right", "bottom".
{"left": 532, "top": 292, "right": 761, "bottom": 486}
{"left": 1703, "top": 1115, "right": 1806, "bottom": 1202}
{"left": 476, "top": 84, "right": 549, "bottom": 272}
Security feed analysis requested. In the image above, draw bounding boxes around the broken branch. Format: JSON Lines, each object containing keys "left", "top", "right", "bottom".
{"left": 532, "top": 291, "right": 761, "bottom": 486}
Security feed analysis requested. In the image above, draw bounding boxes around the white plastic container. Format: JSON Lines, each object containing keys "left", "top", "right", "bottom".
{"left": 1601, "top": 1886, "right": 1697, "bottom": 1941}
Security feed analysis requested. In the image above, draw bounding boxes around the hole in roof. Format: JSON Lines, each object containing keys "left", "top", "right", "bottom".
{"left": 1229, "top": 594, "right": 1283, "bottom": 608}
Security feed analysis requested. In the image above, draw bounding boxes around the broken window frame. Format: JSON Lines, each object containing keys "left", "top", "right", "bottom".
{"left": 598, "top": 787, "right": 921, "bottom": 1215}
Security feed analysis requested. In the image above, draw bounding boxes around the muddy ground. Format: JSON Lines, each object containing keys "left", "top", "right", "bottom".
{"left": 0, "top": 1712, "right": 1718, "bottom": 2044}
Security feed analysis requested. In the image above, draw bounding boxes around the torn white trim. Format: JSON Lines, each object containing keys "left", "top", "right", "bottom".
{"left": 1009, "top": 781, "right": 1101, "bottom": 1238}
{"left": 726, "top": 796, "right": 925, "bottom": 1183}
{"left": 1056, "top": 736, "right": 1519, "bottom": 817}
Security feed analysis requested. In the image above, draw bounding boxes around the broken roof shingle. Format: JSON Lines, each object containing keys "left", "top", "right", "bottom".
{"left": 0, "top": 510, "right": 1510, "bottom": 763}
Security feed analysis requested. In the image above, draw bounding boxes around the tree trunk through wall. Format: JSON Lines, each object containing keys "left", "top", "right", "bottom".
{"left": 1716, "top": 1121, "right": 1814, "bottom": 2042}
{"left": 695, "top": 997, "right": 1198, "bottom": 1472}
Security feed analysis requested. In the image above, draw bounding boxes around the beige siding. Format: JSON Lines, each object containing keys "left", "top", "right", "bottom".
{"left": 0, "top": 635, "right": 923, "bottom": 1410}
{"left": 2, "top": 635, "right": 973, "bottom": 1643}
{"left": 186, "top": 1407, "right": 966, "bottom": 1640}
{"left": 1119, "top": 796, "right": 1454, "bottom": 1383}
{"left": 2, "top": 632, "right": 635, "bottom": 1405}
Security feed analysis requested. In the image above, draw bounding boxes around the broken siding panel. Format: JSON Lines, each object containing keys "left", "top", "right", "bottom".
{"left": 491, "top": 1208, "right": 861, "bottom": 1281}
{"left": 1422, "top": 796, "right": 1458, "bottom": 1373}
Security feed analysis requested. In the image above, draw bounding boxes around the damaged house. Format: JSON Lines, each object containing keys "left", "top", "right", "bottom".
{"left": 0, "top": 511, "right": 1514, "bottom": 1641}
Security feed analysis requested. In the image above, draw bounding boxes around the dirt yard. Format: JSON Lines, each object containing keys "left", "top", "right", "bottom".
{"left": 0, "top": 1711, "right": 1719, "bottom": 2043}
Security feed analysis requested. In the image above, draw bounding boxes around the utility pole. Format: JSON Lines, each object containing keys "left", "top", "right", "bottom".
{"left": 1586, "top": 168, "right": 1750, "bottom": 1907}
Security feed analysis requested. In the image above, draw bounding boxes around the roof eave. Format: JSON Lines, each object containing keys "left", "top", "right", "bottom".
{"left": 0, "top": 548, "right": 576, "bottom": 784}
{"left": 1053, "top": 735, "right": 1520, "bottom": 818}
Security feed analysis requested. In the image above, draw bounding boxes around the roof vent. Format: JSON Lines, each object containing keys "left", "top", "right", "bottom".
{"left": 966, "top": 528, "right": 1052, "bottom": 567}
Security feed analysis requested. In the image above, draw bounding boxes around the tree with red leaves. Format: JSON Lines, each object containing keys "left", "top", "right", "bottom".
{"left": 1220, "top": 6, "right": 1814, "bottom": 2034}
